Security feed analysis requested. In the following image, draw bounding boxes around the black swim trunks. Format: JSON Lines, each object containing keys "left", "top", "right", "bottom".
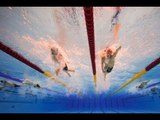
{"left": 107, "top": 67, "right": 113, "bottom": 73}
{"left": 14, "top": 84, "right": 20, "bottom": 87}
{"left": 104, "top": 66, "right": 113, "bottom": 73}
{"left": 63, "top": 64, "right": 68, "bottom": 71}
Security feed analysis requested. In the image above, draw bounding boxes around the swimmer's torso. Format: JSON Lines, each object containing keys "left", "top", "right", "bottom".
{"left": 51, "top": 52, "right": 66, "bottom": 68}
{"left": 105, "top": 55, "right": 115, "bottom": 68}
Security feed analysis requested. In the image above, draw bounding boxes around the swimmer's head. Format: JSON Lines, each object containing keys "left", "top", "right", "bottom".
{"left": 0, "top": 80, "right": 5, "bottom": 83}
{"left": 51, "top": 47, "right": 58, "bottom": 55}
{"left": 106, "top": 48, "right": 113, "bottom": 56}
{"left": 34, "top": 84, "right": 40, "bottom": 88}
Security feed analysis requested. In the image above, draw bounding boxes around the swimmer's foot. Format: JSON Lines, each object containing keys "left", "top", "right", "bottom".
{"left": 55, "top": 69, "right": 60, "bottom": 76}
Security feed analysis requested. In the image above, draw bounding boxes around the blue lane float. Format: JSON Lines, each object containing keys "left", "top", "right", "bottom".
{"left": 0, "top": 72, "right": 23, "bottom": 83}
{"left": 145, "top": 82, "right": 160, "bottom": 89}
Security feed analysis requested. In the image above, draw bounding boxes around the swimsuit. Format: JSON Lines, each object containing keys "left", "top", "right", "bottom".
{"left": 63, "top": 64, "right": 68, "bottom": 71}
{"left": 104, "top": 66, "right": 113, "bottom": 73}
{"left": 103, "top": 55, "right": 115, "bottom": 73}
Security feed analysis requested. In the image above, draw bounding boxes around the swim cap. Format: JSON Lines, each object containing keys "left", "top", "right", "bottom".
{"left": 51, "top": 47, "right": 58, "bottom": 54}
{"left": 107, "top": 49, "right": 112, "bottom": 54}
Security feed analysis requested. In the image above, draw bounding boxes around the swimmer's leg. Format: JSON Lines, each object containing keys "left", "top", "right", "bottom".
{"left": 68, "top": 69, "right": 75, "bottom": 72}
{"left": 64, "top": 70, "right": 71, "bottom": 77}
{"left": 104, "top": 72, "right": 107, "bottom": 81}
{"left": 55, "top": 68, "right": 61, "bottom": 76}
{"left": 0, "top": 86, "right": 5, "bottom": 90}
{"left": 14, "top": 84, "right": 21, "bottom": 87}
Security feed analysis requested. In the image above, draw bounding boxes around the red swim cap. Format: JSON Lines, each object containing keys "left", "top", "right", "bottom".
{"left": 107, "top": 49, "right": 112, "bottom": 54}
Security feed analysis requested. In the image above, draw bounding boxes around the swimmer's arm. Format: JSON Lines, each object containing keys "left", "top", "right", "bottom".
{"left": 113, "top": 46, "right": 121, "bottom": 57}
{"left": 0, "top": 85, "right": 5, "bottom": 89}
{"left": 101, "top": 57, "right": 105, "bottom": 72}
